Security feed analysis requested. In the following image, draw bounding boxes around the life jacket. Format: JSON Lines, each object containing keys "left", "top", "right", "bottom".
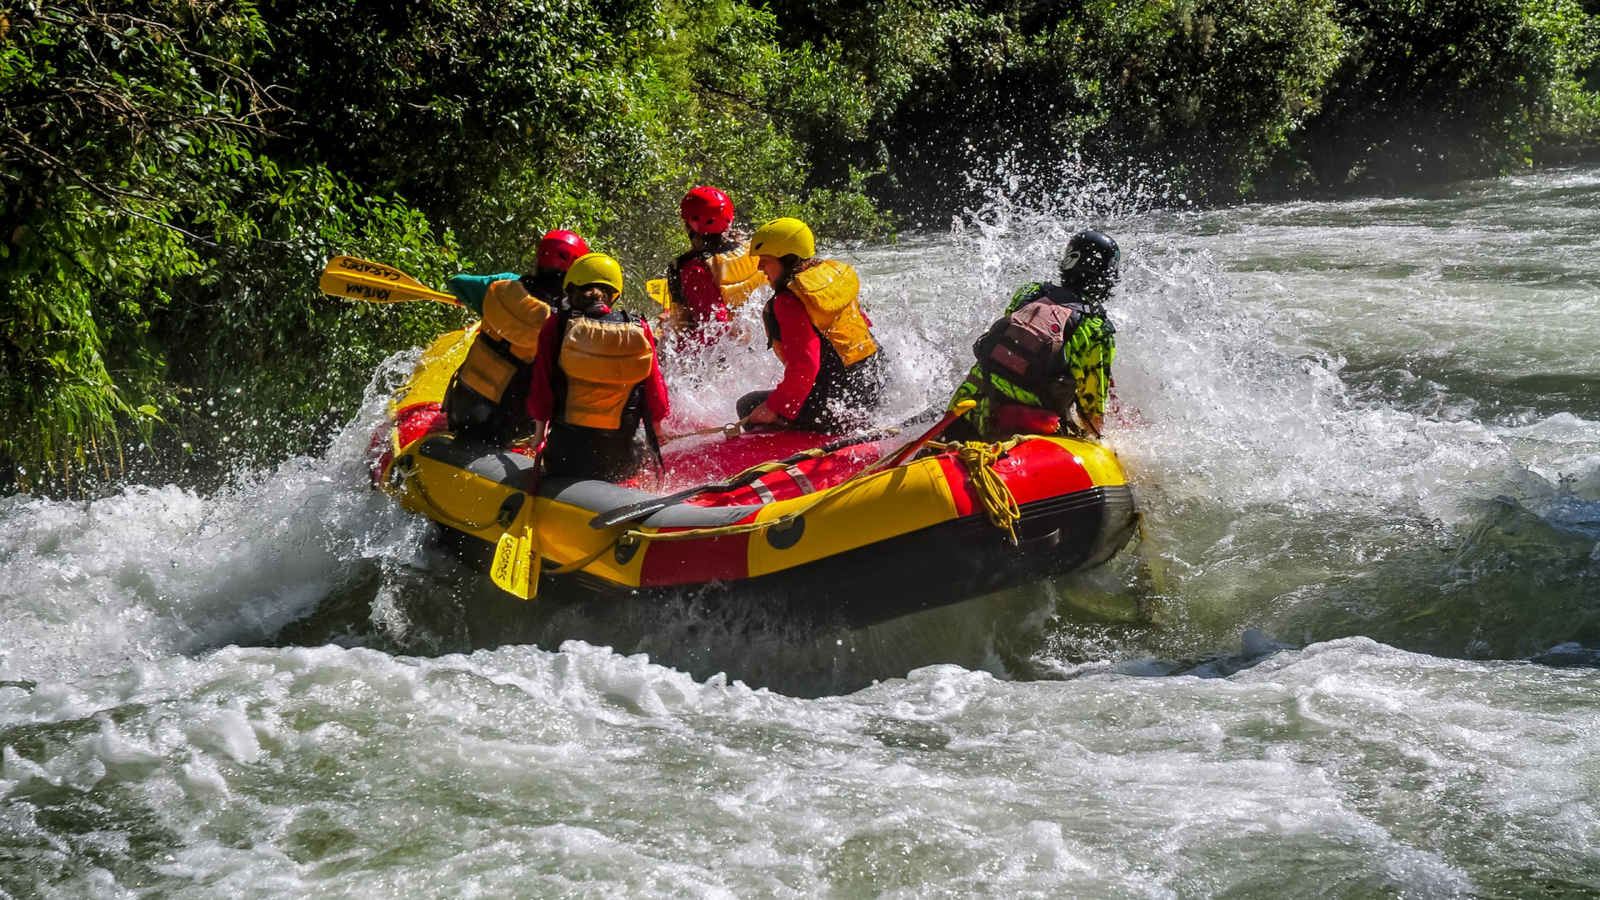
{"left": 973, "top": 282, "right": 1107, "bottom": 399}
{"left": 554, "top": 309, "right": 657, "bottom": 431}
{"left": 668, "top": 245, "right": 767, "bottom": 311}
{"left": 447, "top": 278, "right": 551, "bottom": 415}
{"left": 764, "top": 260, "right": 878, "bottom": 367}
{"left": 704, "top": 246, "right": 766, "bottom": 308}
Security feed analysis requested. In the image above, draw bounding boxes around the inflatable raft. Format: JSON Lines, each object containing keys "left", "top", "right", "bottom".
{"left": 369, "top": 328, "right": 1139, "bottom": 628}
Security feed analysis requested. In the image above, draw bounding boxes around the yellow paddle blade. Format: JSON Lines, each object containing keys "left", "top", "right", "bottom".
{"left": 645, "top": 278, "right": 672, "bottom": 309}
{"left": 319, "top": 256, "right": 460, "bottom": 305}
{"left": 490, "top": 525, "right": 541, "bottom": 600}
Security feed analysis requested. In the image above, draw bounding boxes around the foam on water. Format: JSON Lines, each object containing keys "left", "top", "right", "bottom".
{"left": 0, "top": 353, "right": 434, "bottom": 685}
{"left": 3, "top": 165, "right": 1600, "bottom": 896}
{"left": 2, "top": 638, "right": 1597, "bottom": 897}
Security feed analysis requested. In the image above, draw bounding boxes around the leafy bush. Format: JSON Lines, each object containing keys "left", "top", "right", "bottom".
{"left": 0, "top": 0, "right": 890, "bottom": 492}
{"left": 1280, "top": 0, "right": 1600, "bottom": 188}
{"left": 1, "top": 0, "right": 1594, "bottom": 492}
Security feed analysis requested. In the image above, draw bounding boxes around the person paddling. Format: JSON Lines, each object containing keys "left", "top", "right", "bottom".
{"left": 438, "top": 229, "right": 590, "bottom": 444}
{"left": 443, "top": 229, "right": 589, "bottom": 316}
{"left": 664, "top": 186, "right": 766, "bottom": 343}
{"left": 736, "top": 217, "right": 885, "bottom": 433}
{"left": 526, "top": 253, "right": 671, "bottom": 483}
{"left": 943, "top": 230, "right": 1120, "bottom": 442}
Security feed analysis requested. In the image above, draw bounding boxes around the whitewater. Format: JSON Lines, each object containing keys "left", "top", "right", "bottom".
{"left": 2, "top": 168, "right": 1598, "bottom": 898}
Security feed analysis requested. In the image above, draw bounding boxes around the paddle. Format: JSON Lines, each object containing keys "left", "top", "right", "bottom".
{"left": 645, "top": 278, "right": 672, "bottom": 309}
{"left": 863, "top": 399, "right": 977, "bottom": 473}
{"left": 490, "top": 433, "right": 546, "bottom": 600}
{"left": 587, "top": 427, "right": 901, "bottom": 530}
{"left": 318, "top": 256, "right": 462, "bottom": 305}
{"left": 490, "top": 497, "right": 541, "bottom": 599}
{"left": 661, "top": 417, "right": 749, "bottom": 443}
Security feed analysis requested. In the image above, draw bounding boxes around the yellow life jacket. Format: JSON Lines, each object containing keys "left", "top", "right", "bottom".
{"left": 704, "top": 246, "right": 767, "bottom": 309}
{"left": 786, "top": 260, "right": 878, "bottom": 366}
{"left": 558, "top": 314, "right": 656, "bottom": 430}
{"left": 455, "top": 280, "right": 551, "bottom": 403}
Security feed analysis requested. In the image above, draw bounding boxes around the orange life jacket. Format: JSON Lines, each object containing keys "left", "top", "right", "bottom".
{"left": 454, "top": 279, "right": 552, "bottom": 402}
{"left": 557, "top": 311, "right": 656, "bottom": 430}
{"left": 781, "top": 260, "right": 878, "bottom": 366}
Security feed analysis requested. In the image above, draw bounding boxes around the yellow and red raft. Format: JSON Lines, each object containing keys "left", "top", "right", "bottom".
{"left": 369, "top": 328, "right": 1138, "bottom": 628}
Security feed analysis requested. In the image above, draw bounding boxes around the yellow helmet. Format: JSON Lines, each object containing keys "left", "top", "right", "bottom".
{"left": 749, "top": 217, "right": 815, "bottom": 261}
{"left": 563, "top": 252, "right": 624, "bottom": 295}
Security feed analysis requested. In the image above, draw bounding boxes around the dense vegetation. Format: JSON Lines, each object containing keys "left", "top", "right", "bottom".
{"left": 2, "top": 0, "right": 1596, "bottom": 492}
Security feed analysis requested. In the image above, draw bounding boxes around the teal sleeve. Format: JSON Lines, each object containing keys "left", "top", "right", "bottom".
{"left": 445, "top": 272, "right": 519, "bottom": 316}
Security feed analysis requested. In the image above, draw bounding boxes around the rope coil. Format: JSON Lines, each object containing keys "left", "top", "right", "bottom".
{"left": 952, "top": 440, "right": 1022, "bottom": 544}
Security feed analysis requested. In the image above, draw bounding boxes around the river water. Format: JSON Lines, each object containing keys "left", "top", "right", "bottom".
{"left": 2, "top": 169, "right": 1598, "bottom": 897}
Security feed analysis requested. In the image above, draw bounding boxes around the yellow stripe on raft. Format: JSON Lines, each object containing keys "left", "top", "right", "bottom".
{"left": 746, "top": 457, "right": 959, "bottom": 576}
{"left": 395, "top": 327, "right": 476, "bottom": 410}
{"left": 394, "top": 451, "right": 650, "bottom": 587}
{"left": 393, "top": 451, "right": 516, "bottom": 540}
{"left": 535, "top": 495, "right": 648, "bottom": 586}
{"left": 1071, "top": 439, "right": 1128, "bottom": 487}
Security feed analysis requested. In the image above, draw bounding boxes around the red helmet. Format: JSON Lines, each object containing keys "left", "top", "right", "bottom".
{"left": 680, "top": 186, "right": 734, "bottom": 235}
{"left": 535, "top": 229, "right": 590, "bottom": 271}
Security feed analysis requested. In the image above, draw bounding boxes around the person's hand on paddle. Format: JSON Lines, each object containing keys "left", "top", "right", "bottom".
{"left": 510, "top": 421, "right": 546, "bottom": 454}
{"left": 742, "top": 402, "right": 785, "bottom": 430}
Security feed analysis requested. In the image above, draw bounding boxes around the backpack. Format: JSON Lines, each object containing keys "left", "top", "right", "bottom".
{"left": 973, "top": 298, "right": 1084, "bottom": 392}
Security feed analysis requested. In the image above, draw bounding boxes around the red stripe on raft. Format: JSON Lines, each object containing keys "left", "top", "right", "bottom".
{"left": 936, "top": 455, "right": 978, "bottom": 517}
{"left": 990, "top": 440, "right": 1093, "bottom": 504}
{"left": 639, "top": 530, "right": 753, "bottom": 586}
{"left": 395, "top": 402, "right": 447, "bottom": 448}
{"left": 370, "top": 402, "right": 448, "bottom": 487}
{"left": 694, "top": 440, "right": 889, "bottom": 508}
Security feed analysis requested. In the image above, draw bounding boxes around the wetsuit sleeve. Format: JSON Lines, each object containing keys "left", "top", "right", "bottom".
{"left": 766, "top": 293, "right": 821, "bottom": 420}
{"left": 641, "top": 324, "right": 671, "bottom": 424}
{"left": 524, "top": 316, "right": 564, "bottom": 422}
{"left": 445, "top": 272, "right": 520, "bottom": 316}
{"left": 1066, "top": 317, "right": 1115, "bottom": 430}
{"left": 678, "top": 259, "right": 729, "bottom": 325}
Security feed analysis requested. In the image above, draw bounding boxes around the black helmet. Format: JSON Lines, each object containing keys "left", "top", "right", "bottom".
{"left": 1058, "top": 230, "right": 1120, "bottom": 297}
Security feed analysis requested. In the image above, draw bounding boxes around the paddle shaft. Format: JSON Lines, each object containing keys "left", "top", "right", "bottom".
{"left": 872, "top": 400, "right": 976, "bottom": 471}
{"left": 661, "top": 417, "right": 749, "bottom": 443}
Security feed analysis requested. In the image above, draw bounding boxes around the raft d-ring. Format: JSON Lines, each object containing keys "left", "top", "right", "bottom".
{"left": 496, "top": 494, "right": 525, "bottom": 529}
{"left": 387, "top": 454, "right": 415, "bottom": 490}
{"left": 766, "top": 515, "right": 805, "bottom": 550}
{"left": 614, "top": 533, "right": 643, "bottom": 566}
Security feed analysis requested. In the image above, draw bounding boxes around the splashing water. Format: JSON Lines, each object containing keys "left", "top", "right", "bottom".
{"left": 3, "top": 167, "right": 1600, "bottom": 898}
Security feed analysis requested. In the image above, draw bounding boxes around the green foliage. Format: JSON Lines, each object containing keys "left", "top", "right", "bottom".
{"left": 836, "top": 0, "right": 1348, "bottom": 210}
{"left": 1, "top": 0, "right": 1595, "bottom": 491}
{"left": 0, "top": 0, "right": 274, "bottom": 489}
{"left": 0, "top": 0, "right": 469, "bottom": 490}
{"left": 0, "top": 0, "right": 893, "bottom": 492}
{"left": 771, "top": 0, "right": 1596, "bottom": 207}
{"left": 1084, "top": 0, "right": 1348, "bottom": 196}
{"left": 1281, "top": 0, "right": 1600, "bottom": 187}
